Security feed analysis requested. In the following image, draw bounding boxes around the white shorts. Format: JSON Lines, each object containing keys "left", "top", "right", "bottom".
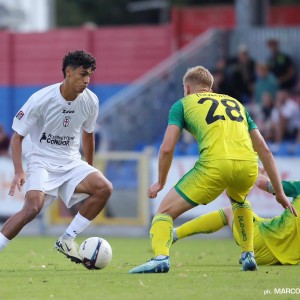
{"left": 25, "top": 159, "right": 98, "bottom": 208}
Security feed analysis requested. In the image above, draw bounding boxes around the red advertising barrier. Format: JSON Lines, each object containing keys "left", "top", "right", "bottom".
{"left": 0, "top": 25, "right": 173, "bottom": 86}
{"left": 172, "top": 5, "right": 300, "bottom": 47}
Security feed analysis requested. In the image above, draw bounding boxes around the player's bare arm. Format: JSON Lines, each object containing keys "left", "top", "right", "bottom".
{"left": 250, "top": 129, "right": 297, "bottom": 216}
{"left": 82, "top": 130, "right": 95, "bottom": 166}
{"left": 9, "top": 132, "right": 25, "bottom": 196}
{"left": 148, "top": 125, "right": 181, "bottom": 198}
{"left": 255, "top": 170, "right": 269, "bottom": 192}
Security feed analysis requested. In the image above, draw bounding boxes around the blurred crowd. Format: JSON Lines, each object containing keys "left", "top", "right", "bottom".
{"left": 212, "top": 38, "right": 300, "bottom": 150}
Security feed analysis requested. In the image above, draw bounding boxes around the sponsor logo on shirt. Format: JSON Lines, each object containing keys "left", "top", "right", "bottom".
{"left": 15, "top": 111, "right": 24, "bottom": 120}
{"left": 39, "top": 132, "right": 74, "bottom": 146}
{"left": 62, "top": 109, "right": 75, "bottom": 113}
{"left": 63, "top": 116, "right": 71, "bottom": 127}
{"left": 40, "top": 132, "right": 47, "bottom": 143}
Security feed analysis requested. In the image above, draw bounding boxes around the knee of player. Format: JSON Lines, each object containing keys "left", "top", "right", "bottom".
{"left": 23, "top": 204, "right": 43, "bottom": 220}
{"left": 96, "top": 180, "right": 113, "bottom": 197}
{"left": 106, "top": 181, "right": 113, "bottom": 196}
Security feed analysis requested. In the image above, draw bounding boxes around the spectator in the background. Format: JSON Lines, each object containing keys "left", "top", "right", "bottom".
{"left": 0, "top": 125, "right": 10, "bottom": 156}
{"left": 254, "top": 62, "right": 278, "bottom": 106}
{"left": 257, "top": 92, "right": 275, "bottom": 142}
{"left": 270, "top": 89, "right": 300, "bottom": 144}
{"left": 226, "top": 44, "right": 256, "bottom": 105}
{"left": 250, "top": 62, "right": 278, "bottom": 126}
{"left": 211, "top": 58, "right": 232, "bottom": 95}
{"left": 266, "top": 39, "right": 297, "bottom": 90}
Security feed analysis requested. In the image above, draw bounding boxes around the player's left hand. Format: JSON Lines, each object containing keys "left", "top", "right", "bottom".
{"left": 276, "top": 193, "right": 298, "bottom": 217}
{"left": 148, "top": 182, "right": 164, "bottom": 198}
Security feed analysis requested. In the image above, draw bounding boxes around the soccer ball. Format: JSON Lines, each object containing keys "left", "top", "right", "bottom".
{"left": 79, "top": 237, "right": 112, "bottom": 270}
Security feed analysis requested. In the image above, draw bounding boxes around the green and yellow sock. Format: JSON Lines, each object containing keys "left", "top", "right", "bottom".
{"left": 231, "top": 199, "right": 254, "bottom": 253}
{"left": 175, "top": 209, "right": 227, "bottom": 239}
{"left": 150, "top": 214, "right": 173, "bottom": 257}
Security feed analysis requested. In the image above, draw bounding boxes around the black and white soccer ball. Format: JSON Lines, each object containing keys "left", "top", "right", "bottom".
{"left": 79, "top": 237, "right": 112, "bottom": 270}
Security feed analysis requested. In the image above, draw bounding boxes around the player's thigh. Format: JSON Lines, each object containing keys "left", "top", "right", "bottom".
{"left": 175, "top": 160, "right": 226, "bottom": 206}
{"left": 156, "top": 188, "right": 195, "bottom": 219}
{"left": 75, "top": 170, "right": 112, "bottom": 195}
{"left": 226, "top": 160, "right": 258, "bottom": 203}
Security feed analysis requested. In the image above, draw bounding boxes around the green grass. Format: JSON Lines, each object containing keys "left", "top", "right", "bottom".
{"left": 0, "top": 237, "right": 298, "bottom": 300}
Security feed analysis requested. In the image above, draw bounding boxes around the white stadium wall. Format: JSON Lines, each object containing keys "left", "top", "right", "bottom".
{"left": 0, "top": 157, "right": 25, "bottom": 216}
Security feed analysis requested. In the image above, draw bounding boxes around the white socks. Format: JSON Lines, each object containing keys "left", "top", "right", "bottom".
{"left": 173, "top": 228, "right": 178, "bottom": 240}
{"left": 0, "top": 233, "right": 10, "bottom": 251}
{"left": 155, "top": 255, "right": 168, "bottom": 259}
{"left": 62, "top": 212, "right": 91, "bottom": 240}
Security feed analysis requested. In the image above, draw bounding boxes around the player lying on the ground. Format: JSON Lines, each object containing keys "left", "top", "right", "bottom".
{"left": 173, "top": 173, "right": 300, "bottom": 265}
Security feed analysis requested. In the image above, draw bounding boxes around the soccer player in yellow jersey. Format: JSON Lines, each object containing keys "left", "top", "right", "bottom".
{"left": 128, "top": 66, "right": 296, "bottom": 274}
{"left": 172, "top": 172, "right": 300, "bottom": 266}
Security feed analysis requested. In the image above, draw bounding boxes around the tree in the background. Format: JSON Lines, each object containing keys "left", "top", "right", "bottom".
{"left": 56, "top": 0, "right": 162, "bottom": 27}
{"left": 56, "top": 0, "right": 300, "bottom": 27}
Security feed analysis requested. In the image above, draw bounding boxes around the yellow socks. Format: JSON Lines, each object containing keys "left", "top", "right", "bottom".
{"left": 175, "top": 209, "right": 227, "bottom": 239}
{"left": 150, "top": 214, "right": 173, "bottom": 257}
{"left": 231, "top": 200, "right": 254, "bottom": 253}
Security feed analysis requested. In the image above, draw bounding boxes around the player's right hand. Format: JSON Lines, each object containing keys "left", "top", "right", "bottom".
{"left": 148, "top": 182, "right": 164, "bottom": 198}
{"left": 9, "top": 172, "right": 25, "bottom": 196}
{"left": 276, "top": 193, "right": 298, "bottom": 217}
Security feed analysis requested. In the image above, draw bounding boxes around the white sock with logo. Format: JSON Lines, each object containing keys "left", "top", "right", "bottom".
{"left": 62, "top": 212, "right": 91, "bottom": 240}
{"left": 0, "top": 232, "right": 10, "bottom": 251}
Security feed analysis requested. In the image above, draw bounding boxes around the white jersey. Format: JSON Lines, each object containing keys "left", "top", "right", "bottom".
{"left": 12, "top": 83, "right": 99, "bottom": 164}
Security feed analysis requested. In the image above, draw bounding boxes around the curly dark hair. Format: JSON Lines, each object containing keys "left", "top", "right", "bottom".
{"left": 62, "top": 50, "right": 96, "bottom": 78}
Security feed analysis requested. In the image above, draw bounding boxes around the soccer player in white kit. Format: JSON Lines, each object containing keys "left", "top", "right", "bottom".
{"left": 0, "top": 50, "right": 113, "bottom": 264}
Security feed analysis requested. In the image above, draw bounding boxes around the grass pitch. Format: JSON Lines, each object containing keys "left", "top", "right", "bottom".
{"left": 0, "top": 236, "right": 298, "bottom": 300}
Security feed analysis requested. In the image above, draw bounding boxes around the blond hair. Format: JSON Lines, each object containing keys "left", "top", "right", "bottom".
{"left": 183, "top": 66, "right": 214, "bottom": 89}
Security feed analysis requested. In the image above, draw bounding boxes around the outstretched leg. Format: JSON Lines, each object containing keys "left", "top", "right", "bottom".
{"left": 173, "top": 208, "right": 227, "bottom": 243}
{"left": 0, "top": 191, "right": 45, "bottom": 250}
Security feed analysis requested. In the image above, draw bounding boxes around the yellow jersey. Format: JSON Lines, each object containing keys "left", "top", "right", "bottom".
{"left": 168, "top": 92, "right": 258, "bottom": 162}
